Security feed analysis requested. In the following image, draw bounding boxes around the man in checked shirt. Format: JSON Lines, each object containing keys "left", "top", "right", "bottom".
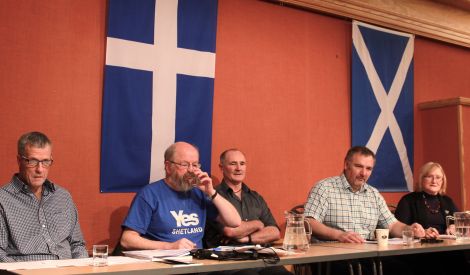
{"left": 305, "top": 146, "right": 432, "bottom": 242}
{"left": 304, "top": 146, "right": 438, "bottom": 274}
{"left": 0, "top": 131, "right": 87, "bottom": 262}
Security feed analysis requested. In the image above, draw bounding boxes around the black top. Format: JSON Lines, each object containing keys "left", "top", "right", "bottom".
{"left": 395, "top": 191, "right": 459, "bottom": 234}
{"left": 203, "top": 181, "right": 278, "bottom": 248}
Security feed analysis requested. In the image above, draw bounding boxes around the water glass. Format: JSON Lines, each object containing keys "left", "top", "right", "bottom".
{"left": 402, "top": 229, "right": 414, "bottom": 246}
{"left": 93, "top": 244, "right": 108, "bottom": 267}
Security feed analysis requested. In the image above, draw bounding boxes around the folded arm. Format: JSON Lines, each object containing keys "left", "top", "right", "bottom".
{"left": 242, "top": 225, "right": 280, "bottom": 244}
{"left": 222, "top": 220, "right": 280, "bottom": 244}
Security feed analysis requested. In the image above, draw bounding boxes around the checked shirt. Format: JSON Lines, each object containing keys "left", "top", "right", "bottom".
{"left": 0, "top": 175, "right": 88, "bottom": 262}
{"left": 305, "top": 174, "right": 396, "bottom": 240}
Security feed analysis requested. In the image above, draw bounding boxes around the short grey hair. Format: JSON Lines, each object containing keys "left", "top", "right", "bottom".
{"left": 18, "top": 131, "right": 52, "bottom": 156}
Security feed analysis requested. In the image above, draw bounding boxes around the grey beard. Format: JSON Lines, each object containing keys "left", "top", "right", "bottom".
{"left": 170, "top": 173, "right": 193, "bottom": 192}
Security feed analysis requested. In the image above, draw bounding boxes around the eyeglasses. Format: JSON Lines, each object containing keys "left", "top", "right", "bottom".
{"left": 21, "top": 156, "right": 53, "bottom": 168}
{"left": 168, "top": 161, "right": 201, "bottom": 170}
{"left": 423, "top": 175, "right": 442, "bottom": 182}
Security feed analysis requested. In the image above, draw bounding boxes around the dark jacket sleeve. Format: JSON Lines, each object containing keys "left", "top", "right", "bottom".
{"left": 441, "top": 195, "right": 459, "bottom": 216}
{"left": 395, "top": 192, "right": 417, "bottom": 225}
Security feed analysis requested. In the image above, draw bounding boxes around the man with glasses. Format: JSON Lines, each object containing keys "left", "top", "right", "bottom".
{"left": 0, "top": 131, "right": 88, "bottom": 262}
{"left": 120, "top": 142, "right": 241, "bottom": 250}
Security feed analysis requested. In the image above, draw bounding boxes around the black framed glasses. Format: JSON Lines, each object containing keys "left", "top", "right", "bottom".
{"left": 168, "top": 161, "right": 201, "bottom": 170}
{"left": 20, "top": 156, "right": 53, "bottom": 168}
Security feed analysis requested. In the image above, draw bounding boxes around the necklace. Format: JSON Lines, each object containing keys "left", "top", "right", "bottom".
{"left": 233, "top": 188, "right": 242, "bottom": 193}
{"left": 423, "top": 193, "right": 440, "bottom": 214}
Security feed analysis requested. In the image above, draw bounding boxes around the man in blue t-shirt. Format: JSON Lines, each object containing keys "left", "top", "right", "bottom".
{"left": 120, "top": 142, "right": 241, "bottom": 250}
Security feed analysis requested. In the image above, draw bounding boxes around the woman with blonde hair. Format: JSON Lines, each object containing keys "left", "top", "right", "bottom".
{"left": 395, "top": 162, "right": 458, "bottom": 235}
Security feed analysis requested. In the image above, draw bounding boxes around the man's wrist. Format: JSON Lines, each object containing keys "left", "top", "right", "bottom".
{"left": 210, "top": 190, "right": 218, "bottom": 200}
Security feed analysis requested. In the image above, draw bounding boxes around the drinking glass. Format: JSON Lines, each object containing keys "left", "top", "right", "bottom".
{"left": 402, "top": 229, "right": 414, "bottom": 246}
{"left": 93, "top": 244, "right": 108, "bottom": 267}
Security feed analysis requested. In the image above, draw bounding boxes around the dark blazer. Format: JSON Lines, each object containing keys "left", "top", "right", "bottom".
{"left": 395, "top": 191, "right": 458, "bottom": 234}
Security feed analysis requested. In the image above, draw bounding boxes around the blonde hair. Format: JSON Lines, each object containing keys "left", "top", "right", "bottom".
{"left": 415, "top": 162, "right": 447, "bottom": 195}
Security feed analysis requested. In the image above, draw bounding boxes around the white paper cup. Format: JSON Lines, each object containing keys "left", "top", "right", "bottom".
{"left": 375, "top": 229, "right": 389, "bottom": 248}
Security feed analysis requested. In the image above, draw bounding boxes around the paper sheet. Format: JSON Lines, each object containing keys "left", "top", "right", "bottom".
{"left": 364, "top": 237, "right": 420, "bottom": 245}
{"left": 438, "top": 234, "right": 457, "bottom": 240}
{"left": 123, "top": 249, "right": 190, "bottom": 260}
{"left": 0, "top": 256, "right": 147, "bottom": 271}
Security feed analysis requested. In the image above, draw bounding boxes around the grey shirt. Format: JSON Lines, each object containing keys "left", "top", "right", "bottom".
{"left": 0, "top": 175, "right": 88, "bottom": 262}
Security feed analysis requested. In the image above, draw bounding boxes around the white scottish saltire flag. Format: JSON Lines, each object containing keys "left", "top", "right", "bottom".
{"left": 100, "top": 0, "right": 218, "bottom": 192}
{"left": 352, "top": 21, "right": 414, "bottom": 192}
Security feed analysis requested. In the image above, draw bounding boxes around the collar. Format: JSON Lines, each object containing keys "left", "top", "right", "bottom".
{"left": 340, "top": 173, "right": 369, "bottom": 193}
{"left": 422, "top": 191, "right": 440, "bottom": 199}
{"left": 219, "top": 180, "right": 250, "bottom": 195}
{"left": 11, "top": 174, "right": 56, "bottom": 196}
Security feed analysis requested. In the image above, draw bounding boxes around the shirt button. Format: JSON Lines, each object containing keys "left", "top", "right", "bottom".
{"left": 42, "top": 225, "right": 46, "bottom": 228}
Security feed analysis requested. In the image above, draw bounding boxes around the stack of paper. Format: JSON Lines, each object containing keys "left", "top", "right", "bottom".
{"left": 123, "top": 249, "right": 194, "bottom": 265}
{"left": 123, "top": 249, "right": 190, "bottom": 260}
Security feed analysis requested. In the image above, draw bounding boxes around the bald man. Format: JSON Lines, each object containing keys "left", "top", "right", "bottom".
{"left": 120, "top": 142, "right": 241, "bottom": 250}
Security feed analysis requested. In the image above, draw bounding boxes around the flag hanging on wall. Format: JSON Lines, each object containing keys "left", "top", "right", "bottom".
{"left": 100, "top": 0, "right": 218, "bottom": 192}
{"left": 351, "top": 21, "right": 414, "bottom": 192}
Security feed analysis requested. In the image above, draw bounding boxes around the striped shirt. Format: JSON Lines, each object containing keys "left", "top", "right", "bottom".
{"left": 305, "top": 174, "right": 396, "bottom": 240}
{"left": 0, "top": 175, "right": 88, "bottom": 262}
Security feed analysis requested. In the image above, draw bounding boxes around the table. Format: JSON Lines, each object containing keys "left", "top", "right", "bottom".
{"left": 376, "top": 239, "right": 470, "bottom": 257}
{"left": 2, "top": 245, "right": 376, "bottom": 275}
{"left": 3, "top": 240, "right": 469, "bottom": 275}
{"left": 316, "top": 239, "right": 470, "bottom": 275}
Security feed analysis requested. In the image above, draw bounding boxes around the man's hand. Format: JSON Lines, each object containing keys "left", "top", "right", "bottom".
{"left": 236, "top": 236, "right": 250, "bottom": 243}
{"left": 170, "top": 238, "right": 196, "bottom": 249}
{"left": 193, "top": 169, "right": 215, "bottom": 196}
{"left": 337, "top": 231, "right": 364, "bottom": 243}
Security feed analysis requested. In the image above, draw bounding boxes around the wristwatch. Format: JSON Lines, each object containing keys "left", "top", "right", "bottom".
{"left": 210, "top": 190, "right": 218, "bottom": 200}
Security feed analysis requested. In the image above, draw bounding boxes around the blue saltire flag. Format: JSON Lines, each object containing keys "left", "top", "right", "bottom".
{"left": 100, "top": 0, "right": 218, "bottom": 192}
{"left": 351, "top": 21, "right": 414, "bottom": 192}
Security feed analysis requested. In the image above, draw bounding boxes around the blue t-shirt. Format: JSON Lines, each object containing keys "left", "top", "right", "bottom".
{"left": 122, "top": 179, "right": 218, "bottom": 248}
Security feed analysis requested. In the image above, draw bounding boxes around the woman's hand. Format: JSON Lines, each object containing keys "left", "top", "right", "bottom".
{"left": 410, "top": 223, "right": 426, "bottom": 238}
{"left": 425, "top": 227, "right": 439, "bottom": 238}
